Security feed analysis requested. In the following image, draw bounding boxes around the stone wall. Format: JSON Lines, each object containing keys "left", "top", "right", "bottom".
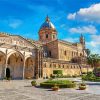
{"left": 45, "top": 40, "right": 85, "bottom": 61}
{"left": 45, "top": 40, "right": 58, "bottom": 58}
{"left": 42, "top": 59, "right": 93, "bottom": 78}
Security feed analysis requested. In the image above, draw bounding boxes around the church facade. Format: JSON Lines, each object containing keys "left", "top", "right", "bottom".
{"left": 0, "top": 16, "right": 92, "bottom": 79}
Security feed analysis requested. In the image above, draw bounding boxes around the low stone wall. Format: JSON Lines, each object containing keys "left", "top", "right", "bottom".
{"left": 43, "top": 67, "right": 93, "bottom": 78}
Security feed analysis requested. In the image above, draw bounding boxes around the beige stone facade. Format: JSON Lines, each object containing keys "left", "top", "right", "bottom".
{"left": 0, "top": 16, "right": 92, "bottom": 79}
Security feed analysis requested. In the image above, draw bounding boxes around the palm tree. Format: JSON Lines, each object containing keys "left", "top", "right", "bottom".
{"left": 87, "top": 54, "right": 100, "bottom": 73}
{"left": 85, "top": 49, "right": 91, "bottom": 74}
{"left": 86, "top": 49, "right": 91, "bottom": 57}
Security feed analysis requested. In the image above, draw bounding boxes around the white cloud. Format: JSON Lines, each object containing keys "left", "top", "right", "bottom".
{"left": 60, "top": 24, "right": 66, "bottom": 28}
{"left": 63, "top": 37, "right": 78, "bottom": 43}
{"left": 91, "top": 35, "right": 100, "bottom": 44}
{"left": 67, "top": 13, "right": 76, "bottom": 20}
{"left": 69, "top": 25, "right": 97, "bottom": 34}
{"left": 86, "top": 34, "right": 100, "bottom": 54}
{"left": 1, "top": 18, "right": 23, "bottom": 29}
{"left": 8, "top": 19, "right": 22, "bottom": 29}
{"left": 67, "top": 3, "right": 100, "bottom": 23}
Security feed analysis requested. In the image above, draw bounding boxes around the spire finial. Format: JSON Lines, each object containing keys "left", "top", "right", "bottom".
{"left": 46, "top": 15, "right": 50, "bottom": 22}
{"left": 80, "top": 33, "right": 85, "bottom": 45}
{"left": 80, "top": 33, "right": 83, "bottom": 37}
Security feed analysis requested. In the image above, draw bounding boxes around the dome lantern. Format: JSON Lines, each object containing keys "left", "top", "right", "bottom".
{"left": 46, "top": 15, "right": 50, "bottom": 22}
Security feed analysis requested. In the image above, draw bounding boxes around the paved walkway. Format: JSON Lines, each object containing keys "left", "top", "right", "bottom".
{"left": 0, "top": 80, "right": 100, "bottom": 100}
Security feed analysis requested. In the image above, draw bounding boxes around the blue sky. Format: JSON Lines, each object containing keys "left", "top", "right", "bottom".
{"left": 0, "top": 0, "right": 100, "bottom": 54}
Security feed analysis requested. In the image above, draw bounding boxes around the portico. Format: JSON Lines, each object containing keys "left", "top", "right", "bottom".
{"left": 0, "top": 35, "right": 37, "bottom": 79}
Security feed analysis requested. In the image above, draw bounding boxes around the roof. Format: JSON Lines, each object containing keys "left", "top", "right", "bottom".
{"left": 0, "top": 32, "right": 38, "bottom": 48}
{"left": 40, "top": 16, "right": 55, "bottom": 30}
{"left": 27, "top": 39, "right": 43, "bottom": 47}
{"left": 45, "top": 39, "right": 73, "bottom": 46}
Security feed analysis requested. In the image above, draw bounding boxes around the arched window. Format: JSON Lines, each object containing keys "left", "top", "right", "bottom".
{"left": 80, "top": 53, "right": 82, "bottom": 56}
{"left": 53, "top": 35, "right": 55, "bottom": 39}
{"left": 54, "top": 64, "right": 56, "bottom": 68}
{"left": 64, "top": 51, "right": 67, "bottom": 55}
{"left": 49, "top": 51, "right": 51, "bottom": 57}
{"left": 50, "top": 64, "right": 52, "bottom": 68}
{"left": 67, "top": 66, "right": 69, "bottom": 69}
{"left": 44, "top": 63, "right": 46, "bottom": 67}
{"left": 46, "top": 34, "right": 48, "bottom": 38}
{"left": 59, "top": 64, "right": 61, "bottom": 68}
{"left": 74, "top": 66, "right": 76, "bottom": 69}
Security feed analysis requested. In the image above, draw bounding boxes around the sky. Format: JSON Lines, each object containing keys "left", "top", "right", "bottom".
{"left": 0, "top": 0, "right": 100, "bottom": 54}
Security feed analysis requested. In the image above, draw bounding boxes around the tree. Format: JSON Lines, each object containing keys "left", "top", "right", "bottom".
{"left": 85, "top": 49, "right": 91, "bottom": 74}
{"left": 87, "top": 54, "right": 100, "bottom": 70}
{"left": 53, "top": 70, "right": 63, "bottom": 77}
{"left": 85, "top": 49, "right": 91, "bottom": 57}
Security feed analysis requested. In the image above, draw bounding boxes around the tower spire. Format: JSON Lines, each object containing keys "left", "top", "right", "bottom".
{"left": 80, "top": 33, "right": 85, "bottom": 47}
{"left": 46, "top": 15, "right": 50, "bottom": 22}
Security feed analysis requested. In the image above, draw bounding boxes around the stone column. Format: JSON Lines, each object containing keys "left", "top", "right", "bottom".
{"left": 23, "top": 52, "right": 25, "bottom": 79}
{"left": 40, "top": 50, "right": 43, "bottom": 78}
{"left": 4, "top": 49, "right": 8, "bottom": 78}
{"left": 35, "top": 49, "right": 39, "bottom": 79}
{"left": 39, "top": 50, "right": 43, "bottom": 78}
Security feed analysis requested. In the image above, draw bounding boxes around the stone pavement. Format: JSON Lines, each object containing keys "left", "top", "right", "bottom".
{"left": 0, "top": 80, "right": 100, "bottom": 100}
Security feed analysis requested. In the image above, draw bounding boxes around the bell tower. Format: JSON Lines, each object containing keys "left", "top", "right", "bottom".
{"left": 80, "top": 34, "right": 86, "bottom": 56}
{"left": 38, "top": 16, "right": 57, "bottom": 43}
{"left": 80, "top": 34, "right": 85, "bottom": 47}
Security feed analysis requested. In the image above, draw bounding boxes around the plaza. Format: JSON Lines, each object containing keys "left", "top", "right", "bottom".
{"left": 0, "top": 79, "right": 100, "bottom": 100}
{"left": 0, "top": 0, "right": 100, "bottom": 100}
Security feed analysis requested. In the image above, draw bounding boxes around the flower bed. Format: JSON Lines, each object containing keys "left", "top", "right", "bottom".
{"left": 40, "top": 80, "right": 76, "bottom": 88}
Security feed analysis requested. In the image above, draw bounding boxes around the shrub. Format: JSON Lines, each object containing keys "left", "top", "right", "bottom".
{"left": 52, "top": 74, "right": 80, "bottom": 78}
{"left": 79, "top": 82, "right": 86, "bottom": 86}
{"left": 53, "top": 70, "right": 63, "bottom": 77}
{"left": 52, "top": 84, "right": 59, "bottom": 91}
{"left": 31, "top": 80, "right": 37, "bottom": 86}
{"left": 79, "top": 85, "right": 86, "bottom": 90}
{"left": 4, "top": 77, "right": 11, "bottom": 80}
{"left": 82, "top": 71, "right": 100, "bottom": 82}
{"left": 40, "top": 80, "right": 76, "bottom": 88}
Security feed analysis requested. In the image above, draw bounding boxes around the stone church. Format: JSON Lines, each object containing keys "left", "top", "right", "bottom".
{"left": 0, "top": 16, "right": 92, "bottom": 79}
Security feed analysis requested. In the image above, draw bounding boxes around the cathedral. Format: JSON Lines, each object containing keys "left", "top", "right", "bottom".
{"left": 0, "top": 16, "right": 92, "bottom": 79}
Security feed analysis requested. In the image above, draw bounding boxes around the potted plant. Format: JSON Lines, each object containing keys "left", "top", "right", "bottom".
{"left": 52, "top": 84, "right": 59, "bottom": 91}
{"left": 31, "top": 80, "right": 37, "bottom": 86}
{"left": 79, "top": 82, "right": 86, "bottom": 90}
{"left": 5, "top": 76, "right": 11, "bottom": 81}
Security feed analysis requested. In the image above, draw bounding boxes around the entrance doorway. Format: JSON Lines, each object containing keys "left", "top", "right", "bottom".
{"left": 6, "top": 68, "right": 10, "bottom": 78}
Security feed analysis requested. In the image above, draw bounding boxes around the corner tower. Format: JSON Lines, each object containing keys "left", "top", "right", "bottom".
{"left": 38, "top": 16, "right": 57, "bottom": 43}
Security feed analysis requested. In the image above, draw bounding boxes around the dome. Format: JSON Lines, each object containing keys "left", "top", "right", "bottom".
{"left": 40, "top": 16, "right": 55, "bottom": 29}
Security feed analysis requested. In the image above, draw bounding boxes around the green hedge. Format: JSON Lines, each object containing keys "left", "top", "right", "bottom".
{"left": 50, "top": 74, "right": 80, "bottom": 79}
{"left": 53, "top": 70, "right": 63, "bottom": 75}
{"left": 40, "top": 80, "right": 76, "bottom": 88}
{"left": 82, "top": 72, "right": 100, "bottom": 82}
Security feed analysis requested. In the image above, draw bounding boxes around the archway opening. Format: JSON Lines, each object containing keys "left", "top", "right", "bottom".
{"left": 25, "top": 57, "right": 35, "bottom": 79}
{"left": 7, "top": 52, "right": 24, "bottom": 79}
{"left": 6, "top": 68, "right": 10, "bottom": 79}
{"left": 0, "top": 51, "right": 6, "bottom": 79}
